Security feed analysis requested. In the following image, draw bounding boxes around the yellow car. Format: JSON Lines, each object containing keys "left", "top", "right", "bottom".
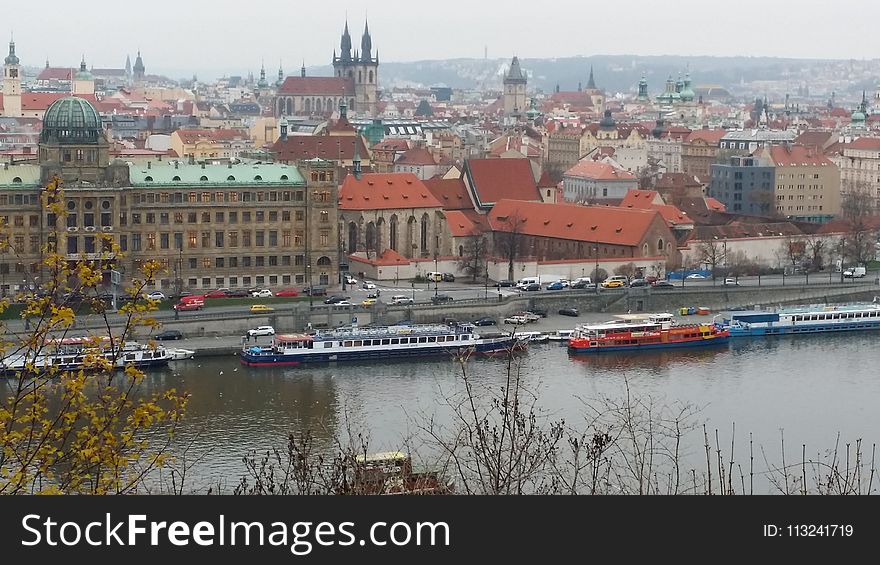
{"left": 601, "top": 280, "right": 625, "bottom": 289}
{"left": 249, "top": 304, "right": 275, "bottom": 313}
{"left": 361, "top": 298, "right": 377, "bottom": 307}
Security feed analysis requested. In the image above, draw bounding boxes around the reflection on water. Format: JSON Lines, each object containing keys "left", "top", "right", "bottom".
{"left": 134, "top": 332, "right": 880, "bottom": 491}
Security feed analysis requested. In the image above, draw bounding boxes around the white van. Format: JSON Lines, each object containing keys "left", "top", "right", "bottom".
{"left": 516, "top": 277, "right": 540, "bottom": 289}
{"left": 844, "top": 266, "right": 867, "bottom": 278}
{"left": 391, "top": 295, "right": 414, "bottom": 305}
{"left": 425, "top": 272, "right": 443, "bottom": 282}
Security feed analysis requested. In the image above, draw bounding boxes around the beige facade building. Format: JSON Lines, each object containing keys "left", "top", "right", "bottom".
{"left": 835, "top": 137, "right": 880, "bottom": 207}
{"left": 757, "top": 144, "right": 841, "bottom": 221}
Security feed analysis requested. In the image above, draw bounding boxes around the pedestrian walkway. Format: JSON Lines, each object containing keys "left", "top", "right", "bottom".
{"left": 351, "top": 287, "right": 426, "bottom": 293}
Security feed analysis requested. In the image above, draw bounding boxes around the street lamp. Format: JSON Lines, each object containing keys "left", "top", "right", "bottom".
{"left": 433, "top": 251, "right": 439, "bottom": 297}
{"left": 594, "top": 242, "right": 600, "bottom": 294}
{"left": 307, "top": 263, "right": 313, "bottom": 309}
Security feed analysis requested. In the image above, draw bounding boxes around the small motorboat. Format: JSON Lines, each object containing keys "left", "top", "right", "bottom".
{"left": 167, "top": 348, "right": 196, "bottom": 361}
{"left": 513, "top": 331, "right": 550, "bottom": 344}
{"left": 547, "top": 329, "right": 574, "bottom": 342}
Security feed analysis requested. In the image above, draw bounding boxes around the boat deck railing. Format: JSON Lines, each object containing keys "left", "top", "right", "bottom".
{"left": 312, "top": 324, "right": 469, "bottom": 341}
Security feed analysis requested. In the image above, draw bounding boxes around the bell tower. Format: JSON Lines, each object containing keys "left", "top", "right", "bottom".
{"left": 3, "top": 39, "right": 22, "bottom": 117}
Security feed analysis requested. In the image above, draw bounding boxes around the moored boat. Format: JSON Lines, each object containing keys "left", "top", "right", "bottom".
{"left": 0, "top": 337, "right": 171, "bottom": 376}
{"left": 514, "top": 331, "right": 550, "bottom": 343}
{"left": 547, "top": 329, "right": 575, "bottom": 342}
{"left": 568, "top": 313, "right": 730, "bottom": 354}
{"left": 240, "top": 323, "right": 526, "bottom": 367}
{"left": 725, "top": 303, "right": 880, "bottom": 337}
{"left": 167, "top": 348, "right": 196, "bottom": 360}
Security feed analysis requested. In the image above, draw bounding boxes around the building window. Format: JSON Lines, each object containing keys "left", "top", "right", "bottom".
{"left": 188, "top": 212, "right": 197, "bottom": 223}
{"left": 283, "top": 230, "right": 291, "bottom": 247}
{"left": 255, "top": 231, "right": 265, "bottom": 246}
{"left": 132, "top": 234, "right": 141, "bottom": 251}
{"left": 160, "top": 233, "right": 170, "bottom": 249}
{"left": 255, "top": 256, "right": 265, "bottom": 267}
{"left": 243, "top": 231, "right": 251, "bottom": 247}
{"left": 202, "top": 258, "right": 211, "bottom": 269}
{"left": 295, "top": 210, "right": 304, "bottom": 221}
{"left": 243, "top": 212, "right": 251, "bottom": 222}
{"left": 188, "top": 231, "right": 197, "bottom": 248}
{"left": 202, "top": 231, "right": 211, "bottom": 248}
{"left": 202, "top": 212, "right": 211, "bottom": 223}
{"left": 269, "top": 231, "right": 278, "bottom": 246}
{"left": 215, "top": 257, "right": 225, "bottom": 268}
{"left": 215, "top": 212, "right": 225, "bottom": 223}
{"left": 174, "top": 232, "right": 183, "bottom": 249}
{"left": 215, "top": 232, "right": 224, "bottom": 248}
{"left": 229, "top": 212, "right": 238, "bottom": 224}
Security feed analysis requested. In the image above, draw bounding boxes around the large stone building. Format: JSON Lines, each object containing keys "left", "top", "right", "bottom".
{"left": 755, "top": 144, "right": 840, "bottom": 222}
{"left": 0, "top": 96, "right": 339, "bottom": 295}
{"left": 562, "top": 160, "right": 638, "bottom": 203}
{"left": 681, "top": 129, "right": 727, "bottom": 179}
{"left": 834, "top": 137, "right": 880, "bottom": 207}
{"left": 274, "top": 19, "right": 378, "bottom": 117}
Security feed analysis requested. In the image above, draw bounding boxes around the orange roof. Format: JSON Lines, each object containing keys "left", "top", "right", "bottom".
{"left": 339, "top": 173, "right": 442, "bottom": 211}
{"left": 423, "top": 177, "right": 473, "bottom": 210}
{"left": 761, "top": 144, "right": 835, "bottom": 167}
{"left": 685, "top": 129, "right": 727, "bottom": 145}
{"left": 620, "top": 190, "right": 693, "bottom": 227}
{"left": 174, "top": 129, "right": 249, "bottom": 144}
{"left": 36, "top": 67, "right": 74, "bottom": 81}
{"left": 705, "top": 197, "right": 726, "bottom": 212}
{"left": 564, "top": 160, "right": 636, "bottom": 181}
{"left": 373, "top": 139, "right": 410, "bottom": 152}
{"left": 488, "top": 199, "right": 663, "bottom": 247}
{"left": 0, "top": 92, "right": 98, "bottom": 111}
{"left": 444, "top": 210, "right": 487, "bottom": 237}
{"left": 465, "top": 158, "right": 540, "bottom": 206}
{"left": 272, "top": 135, "right": 369, "bottom": 163}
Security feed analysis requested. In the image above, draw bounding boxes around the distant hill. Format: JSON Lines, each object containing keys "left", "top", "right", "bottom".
{"left": 308, "top": 55, "right": 880, "bottom": 99}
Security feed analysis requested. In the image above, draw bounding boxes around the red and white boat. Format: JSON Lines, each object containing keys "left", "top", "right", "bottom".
{"left": 568, "top": 313, "right": 729, "bottom": 354}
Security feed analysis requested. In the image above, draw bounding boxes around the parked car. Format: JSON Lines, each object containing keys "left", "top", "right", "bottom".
{"left": 652, "top": 281, "right": 676, "bottom": 290}
{"left": 473, "top": 317, "right": 497, "bottom": 326}
{"left": 324, "top": 295, "right": 350, "bottom": 304}
{"left": 304, "top": 286, "right": 328, "bottom": 296}
{"left": 247, "top": 325, "right": 275, "bottom": 337}
{"left": 496, "top": 280, "right": 516, "bottom": 288}
{"left": 362, "top": 281, "right": 377, "bottom": 290}
{"left": 250, "top": 289, "right": 274, "bottom": 298}
{"left": 843, "top": 266, "right": 867, "bottom": 278}
{"left": 524, "top": 282, "right": 541, "bottom": 292}
{"left": 335, "top": 300, "right": 353, "bottom": 306}
{"left": 344, "top": 274, "right": 358, "bottom": 285}
{"left": 361, "top": 298, "right": 378, "bottom": 307}
{"left": 205, "top": 288, "right": 230, "bottom": 298}
{"left": 249, "top": 304, "right": 275, "bottom": 314}
{"left": 601, "top": 280, "right": 625, "bottom": 289}
{"left": 629, "top": 278, "right": 649, "bottom": 288}
{"left": 504, "top": 315, "right": 529, "bottom": 324}
{"left": 516, "top": 312, "right": 541, "bottom": 322}
{"left": 275, "top": 288, "right": 300, "bottom": 297}
{"left": 558, "top": 308, "right": 580, "bottom": 317}
{"left": 723, "top": 278, "right": 739, "bottom": 286}
{"left": 154, "top": 329, "right": 183, "bottom": 341}
{"left": 366, "top": 291, "right": 382, "bottom": 299}
{"left": 144, "top": 291, "right": 166, "bottom": 301}
{"left": 645, "top": 275, "right": 658, "bottom": 284}
{"left": 391, "top": 295, "right": 414, "bottom": 305}
{"left": 431, "top": 294, "right": 453, "bottom": 305}
{"left": 227, "top": 288, "right": 250, "bottom": 297}
{"left": 571, "top": 280, "right": 590, "bottom": 289}
{"left": 546, "top": 281, "right": 566, "bottom": 291}
{"left": 529, "top": 308, "right": 548, "bottom": 318}
{"left": 442, "top": 273, "right": 456, "bottom": 282}
{"left": 685, "top": 273, "right": 707, "bottom": 280}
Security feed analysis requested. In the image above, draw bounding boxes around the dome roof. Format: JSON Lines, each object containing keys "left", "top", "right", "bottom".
{"left": 40, "top": 97, "right": 103, "bottom": 145}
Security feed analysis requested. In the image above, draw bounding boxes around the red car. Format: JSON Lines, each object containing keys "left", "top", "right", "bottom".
{"left": 275, "top": 288, "right": 300, "bottom": 297}
{"left": 205, "top": 288, "right": 229, "bottom": 298}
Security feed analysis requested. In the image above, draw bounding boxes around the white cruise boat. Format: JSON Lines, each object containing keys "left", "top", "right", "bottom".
{"left": 0, "top": 337, "right": 170, "bottom": 376}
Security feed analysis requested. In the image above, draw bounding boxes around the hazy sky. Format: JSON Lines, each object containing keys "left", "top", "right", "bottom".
{"left": 7, "top": 0, "right": 879, "bottom": 80}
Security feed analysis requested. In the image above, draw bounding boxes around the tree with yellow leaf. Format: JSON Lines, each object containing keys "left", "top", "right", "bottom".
{"left": 0, "top": 177, "right": 189, "bottom": 494}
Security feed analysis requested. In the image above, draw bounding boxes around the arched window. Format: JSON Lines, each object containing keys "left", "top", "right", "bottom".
{"left": 304, "top": 98, "right": 311, "bottom": 113}
{"left": 369, "top": 70, "right": 373, "bottom": 83}
{"left": 317, "top": 256, "right": 331, "bottom": 266}
{"left": 459, "top": 245, "right": 464, "bottom": 257}
{"left": 657, "top": 239, "right": 664, "bottom": 252}
{"left": 347, "top": 70, "right": 353, "bottom": 79}
{"left": 280, "top": 175, "right": 288, "bottom": 181}
{"left": 254, "top": 175, "right": 262, "bottom": 181}
{"left": 389, "top": 215, "right": 398, "bottom": 251}
{"left": 200, "top": 175, "right": 208, "bottom": 182}
{"left": 350, "top": 98, "right": 355, "bottom": 110}
{"left": 12, "top": 177, "right": 21, "bottom": 184}
{"left": 358, "top": 71, "right": 362, "bottom": 83}
{"left": 172, "top": 176, "right": 181, "bottom": 182}
{"left": 365, "top": 222, "right": 377, "bottom": 254}
{"left": 643, "top": 243, "right": 649, "bottom": 256}
{"left": 286, "top": 98, "right": 292, "bottom": 115}
{"left": 420, "top": 214, "right": 429, "bottom": 255}
{"left": 227, "top": 176, "right": 235, "bottom": 181}
{"left": 348, "top": 222, "right": 358, "bottom": 252}
{"left": 144, "top": 176, "right": 153, "bottom": 182}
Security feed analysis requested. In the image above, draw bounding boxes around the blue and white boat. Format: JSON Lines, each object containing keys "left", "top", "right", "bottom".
{"left": 0, "top": 337, "right": 171, "bottom": 376}
{"left": 240, "top": 323, "right": 526, "bottom": 366}
{"left": 724, "top": 302, "right": 880, "bottom": 337}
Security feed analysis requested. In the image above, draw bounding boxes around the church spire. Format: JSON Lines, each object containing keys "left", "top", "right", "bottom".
{"left": 340, "top": 19, "right": 352, "bottom": 61}
{"left": 5, "top": 37, "right": 19, "bottom": 65}
{"left": 361, "top": 18, "right": 372, "bottom": 61}
{"left": 587, "top": 65, "right": 596, "bottom": 89}
{"left": 276, "top": 61, "right": 284, "bottom": 87}
{"left": 301, "top": 60, "right": 306, "bottom": 77}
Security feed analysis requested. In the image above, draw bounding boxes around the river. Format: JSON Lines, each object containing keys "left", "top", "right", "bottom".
{"left": 134, "top": 330, "right": 880, "bottom": 493}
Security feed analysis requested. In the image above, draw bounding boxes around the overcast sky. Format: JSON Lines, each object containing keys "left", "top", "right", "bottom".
{"left": 8, "top": 0, "right": 879, "bottom": 80}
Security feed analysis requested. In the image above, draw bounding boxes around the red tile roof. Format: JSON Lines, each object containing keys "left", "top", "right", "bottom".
{"left": 444, "top": 210, "right": 487, "bottom": 237}
{"left": 795, "top": 130, "right": 835, "bottom": 149}
{"left": 36, "top": 67, "right": 74, "bottom": 81}
{"left": 424, "top": 177, "right": 473, "bottom": 210}
{"left": 174, "top": 129, "right": 249, "bottom": 144}
{"left": 272, "top": 135, "right": 370, "bottom": 163}
{"left": 339, "top": 173, "right": 442, "bottom": 211}
{"left": 277, "top": 77, "right": 354, "bottom": 96}
{"left": 465, "top": 158, "right": 540, "bottom": 206}
{"left": 705, "top": 197, "right": 726, "bottom": 212}
{"left": 685, "top": 129, "right": 727, "bottom": 145}
{"left": 620, "top": 189, "right": 693, "bottom": 227}
{"left": 564, "top": 160, "right": 636, "bottom": 181}
{"left": 760, "top": 144, "right": 835, "bottom": 167}
{"left": 395, "top": 147, "right": 436, "bottom": 166}
{"left": 372, "top": 139, "right": 410, "bottom": 152}
{"left": 488, "top": 199, "right": 663, "bottom": 247}
{"left": 0, "top": 92, "right": 98, "bottom": 111}
{"left": 846, "top": 137, "right": 880, "bottom": 150}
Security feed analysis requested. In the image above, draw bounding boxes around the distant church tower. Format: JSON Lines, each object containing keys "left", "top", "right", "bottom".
{"left": 133, "top": 50, "right": 145, "bottom": 83}
{"left": 332, "top": 19, "right": 379, "bottom": 116}
{"left": 638, "top": 74, "right": 649, "bottom": 101}
{"left": 125, "top": 54, "right": 132, "bottom": 82}
{"left": 2, "top": 39, "right": 22, "bottom": 118}
{"left": 73, "top": 56, "right": 95, "bottom": 95}
{"left": 503, "top": 56, "right": 527, "bottom": 116}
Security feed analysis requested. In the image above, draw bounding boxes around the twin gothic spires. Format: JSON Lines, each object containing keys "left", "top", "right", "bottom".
{"left": 339, "top": 17, "right": 374, "bottom": 63}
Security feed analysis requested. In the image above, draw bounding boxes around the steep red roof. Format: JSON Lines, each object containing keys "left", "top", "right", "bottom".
{"left": 36, "top": 67, "right": 74, "bottom": 81}
{"left": 339, "top": 173, "right": 442, "bottom": 211}
{"left": 465, "top": 158, "right": 540, "bottom": 206}
{"left": 272, "top": 135, "right": 369, "bottom": 163}
{"left": 685, "top": 129, "right": 727, "bottom": 145}
{"left": 795, "top": 130, "right": 835, "bottom": 149}
{"left": 372, "top": 139, "right": 410, "bottom": 152}
{"left": 277, "top": 76, "right": 354, "bottom": 96}
{"left": 705, "top": 197, "right": 726, "bottom": 212}
{"left": 444, "top": 210, "right": 488, "bottom": 237}
{"left": 395, "top": 147, "right": 436, "bottom": 166}
{"left": 620, "top": 189, "right": 692, "bottom": 228}
{"left": 761, "top": 144, "right": 835, "bottom": 167}
{"left": 424, "top": 177, "right": 473, "bottom": 210}
{"left": 488, "top": 199, "right": 663, "bottom": 247}
{"left": 564, "top": 160, "right": 636, "bottom": 181}
{"left": 4, "top": 92, "right": 98, "bottom": 111}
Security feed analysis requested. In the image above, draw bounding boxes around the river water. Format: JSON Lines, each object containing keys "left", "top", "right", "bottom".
{"left": 135, "top": 331, "right": 880, "bottom": 493}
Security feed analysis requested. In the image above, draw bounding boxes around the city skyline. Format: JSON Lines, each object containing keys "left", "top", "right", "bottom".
{"left": 7, "top": 0, "right": 880, "bottom": 81}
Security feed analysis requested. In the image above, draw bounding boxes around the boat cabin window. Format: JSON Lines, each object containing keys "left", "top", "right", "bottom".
{"left": 418, "top": 337, "right": 427, "bottom": 343}
{"left": 382, "top": 339, "right": 390, "bottom": 345}
{"left": 324, "top": 342, "right": 333, "bottom": 348}
{"left": 428, "top": 336, "right": 436, "bottom": 343}
{"left": 391, "top": 338, "right": 399, "bottom": 345}
{"left": 344, "top": 341, "right": 353, "bottom": 347}
{"left": 353, "top": 340, "right": 363, "bottom": 347}
{"left": 462, "top": 335, "right": 470, "bottom": 340}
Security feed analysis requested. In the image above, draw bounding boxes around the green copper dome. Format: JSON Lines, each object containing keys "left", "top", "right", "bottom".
{"left": 40, "top": 97, "right": 103, "bottom": 144}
